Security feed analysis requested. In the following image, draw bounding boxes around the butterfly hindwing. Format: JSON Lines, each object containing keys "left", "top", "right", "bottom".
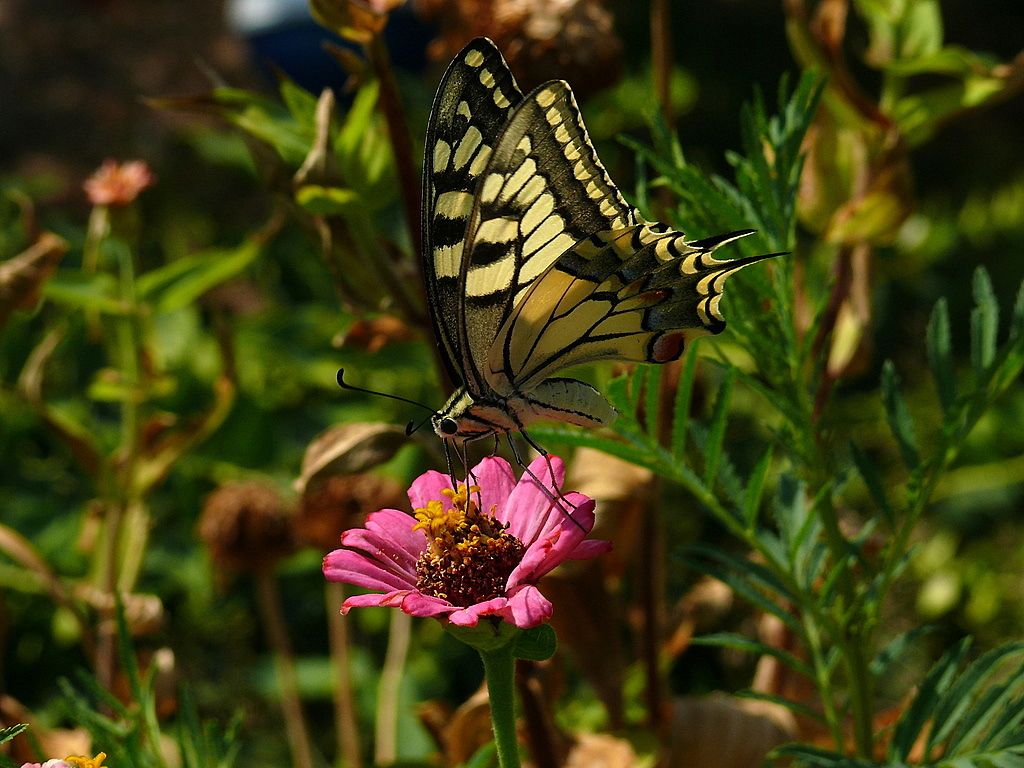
{"left": 423, "top": 39, "right": 524, "bottom": 387}
{"left": 487, "top": 227, "right": 767, "bottom": 393}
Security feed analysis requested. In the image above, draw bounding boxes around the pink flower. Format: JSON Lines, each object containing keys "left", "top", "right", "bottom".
{"left": 323, "top": 455, "right": 610, "bottom": 628}
{"left": 19, "top": 762, "right": 73, "bottom": 768}
{"left": 83, "top": 159, "right": 155, "bottom": 206}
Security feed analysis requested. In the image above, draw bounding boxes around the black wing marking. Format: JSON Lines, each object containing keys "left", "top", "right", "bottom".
{"left": 486, "top": 226, "right": 770, "bottom": 392}
{"left": 422, "top": 38, "right": 523, "bottom": 387}
{"left": 456, "top": 77, "right": 640, "bottom": 393}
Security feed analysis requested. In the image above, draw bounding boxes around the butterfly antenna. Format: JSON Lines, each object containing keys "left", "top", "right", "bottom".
{"left": 406, "top": 414, "right": 434, "bottom": 437}
{"left": 336, "top": 368, "right": 437, "bottom": 413}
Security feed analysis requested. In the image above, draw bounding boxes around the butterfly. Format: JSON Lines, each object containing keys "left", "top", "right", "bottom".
{"left": 422, "top": 38, "right": 773, "bottom": 455}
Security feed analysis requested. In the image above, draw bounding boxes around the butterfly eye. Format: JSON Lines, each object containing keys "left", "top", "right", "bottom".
{"left": 439, "top": 418, "right": 459, "bottom": 436}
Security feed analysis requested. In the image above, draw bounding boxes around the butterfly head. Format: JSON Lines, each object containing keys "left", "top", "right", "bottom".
{"left": 432, "top": 387, "right": 518, "bottom": 441}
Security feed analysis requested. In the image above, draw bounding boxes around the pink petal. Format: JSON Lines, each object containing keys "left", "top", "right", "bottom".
{"left": 502, "top": 585, "right": 553, "bottom": 628}
{"left": 340, "top": 527, "right": 420, "bottom": 575}
{"left": 504, "top": 456, "right": 567, "bottom": 542}
{"left": 362, "top": 508, "right": 426, "bottom": 560}
{"left": 466, "top": 457, "right": 516, "bottom": 515}
{"left": 323, "top": 549, "right": 416, "bottom": 591}
{"left": 508, "top": 498, "right": 601, "bottom": 584}
{"left": 399, "top": 591, "right": 458, "bottom": 618}
{"left": 340, "top": 591, "right": 407, "bottom": 612}
{"left": 567, "top": 539, "right": 613, "bottom": 560}
{"left": 448, "top": 596, "right": 509, "bottom": 627}
{"left": 408, "top": 470, "right": 453, "bottom": 510}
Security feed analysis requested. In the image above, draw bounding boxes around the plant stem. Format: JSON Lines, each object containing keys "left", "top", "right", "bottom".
{"left": 375, "top": 609, "right": 411, "bottom": 765}
{"left": 255, "top": 569, "right": 315, "bottom": 768}
{"left": 326, "top": 582, "right": 363, "bottom": 768}
{"left": 480, "top": 647, "right": 521, "bottom": 768}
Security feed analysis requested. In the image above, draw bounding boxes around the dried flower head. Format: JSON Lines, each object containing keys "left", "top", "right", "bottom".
{"left": 296, "top": 472, "right": 408, "bottom": 549}
{"left": 323, "top": 455, "right": 610, "bottom": 628}
{"left": 83, "top": 159, "right": 155, "bottom": 206}
{"left": 419, "top": 0, "right": 622, "bottom": 99}
{"left": 198, "top": 481, "right": 295, "bottom": 573}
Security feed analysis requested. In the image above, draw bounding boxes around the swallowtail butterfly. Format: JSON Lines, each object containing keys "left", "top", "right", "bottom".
{"left": 423, "top": 38, "right": 772, "bottom": 451}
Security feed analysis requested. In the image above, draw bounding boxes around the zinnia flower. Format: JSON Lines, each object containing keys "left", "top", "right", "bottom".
{"left": 323, "top": 455, "right": 609, "bottom": 628}
{"left": 83, "top": 159, "right": 155, "bottom": 206}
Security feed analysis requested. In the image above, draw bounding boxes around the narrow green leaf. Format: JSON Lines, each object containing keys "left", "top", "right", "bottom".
{"left": 850, "top": 441, "right": 894, "bottom": 525}
{"left": 775, "top": 744, "right": 878, "bottom": 768}
{"left": 0, "top": 724, "right": 27, "bottom": 745}
{"left": 971, "top": 267, "right": 999, "bottom": 376}
{"left": 42, "top": 271, "right": 125, "bottom": 314}
{"left": 1011, "top": 276, "right": 1024, "bottom": 340}
{"left": 137, "top": 239, "right": 262, "bottom": 314}
{"left": 929, "top": 642, "right": 1024, "bottom": 755}
{"left": 881, "top": 360, "right": 920, "bottom": 470}
{"left": 928, "top": 297, "right": 958, "bottom": 412}
{"left": 671, "top": 346, "right": 701, "bottom": 459}
{"left": 947, "top": 682, "right": 1016, "bottom": 755}
{"left": 679, "top": 547, "right": 801, "bottom": 631}
{"left": 870, "top": 625, "right": 938, "bottom": 679}
{"left": 742, "top": 448, "right": 772, "bottom": 528}
{"left": 642, "top": 364, "right": 660, "bottom": 438}
{"left": 691, "top": 632, "right": 813, "bottom": 677}
{"left": 703, "top": 367, "right": 735, "bottom": 487}
{"left": 773, "top": 472, "right": 806, "bottom": 554}
{"left": 890, "top": 637, "right": 973, "bottom": 762}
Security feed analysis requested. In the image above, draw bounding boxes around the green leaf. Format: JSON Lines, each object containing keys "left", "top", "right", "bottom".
{"left": 42, "top": 271, "right": 125, "bottom": 314}
{"left": 136, "top": 239, "right": 262, "bottom": 314}
{"left": 743, "top": 448, "right": 773, "bottom": 528}
{"left": 881, "top": 360, "right": 920, "bottom": 470}
{"left": 775, "top": 743, "right": 877, "bottom": 768}
{"left": 928, "top": 297, "right": 957, "bottom": 412}
{"left": 0, "top": 724, "right": 27, "bottom": 745}
{"left": 335, "top": 81, "right": 397, "bottom": 208}
{"left": 971, "top": 268, "right": 999, "bottom": 376}
{"left": 671, "top": 345, "right": 701, "bottom": 459}
{"left": 680, "top": 546, "right": 802, "bottom": 632}
{"left": 928, "top": 642, "right": 1024, "bottom": 755}
{"left": 890, "top": 637, "right": 973, "bottom": 761}
{"left": 1011, "top": 276, "right": 1024, "bottom": 340}
{"left": 691, "top": 631, "right": 813, "bottom": 677}
{"left": 870, "top": 625, "right": 938, "bottom": 680}
{"left": 512, "top": 623, "right": 557, "bottom": 662}
{"left": 295, "top": 184, "right": 361, "bottom": 215}
{"left": 849, "top": 441, "right": 894, "bottom": 525}
{"left": 703, "top": 367, "right": 735, "bottom": 487}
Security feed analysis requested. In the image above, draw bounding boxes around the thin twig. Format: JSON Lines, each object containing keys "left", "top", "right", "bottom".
{"left": 326, "top": 582, "right": 363, "bottom": 768}
{"left": 255, "top": 569, "right": 316, "bottom": 768}
{"left": 375, "top": 610, "right": 411, "bottom": 765}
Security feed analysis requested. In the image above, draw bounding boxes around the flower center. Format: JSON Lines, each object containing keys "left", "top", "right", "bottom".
{"left": 412, "top": 484, "right": 524, "bottom": 607}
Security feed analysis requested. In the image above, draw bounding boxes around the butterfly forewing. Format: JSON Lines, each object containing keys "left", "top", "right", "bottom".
{"left": 421, "top": 38, "right": 777, "bottom": 444}
{"left": 456, "top": 78, "right": 640, "bottom": 392}
{"left": 423, "top": 39, "right": 524, "bottom": 387}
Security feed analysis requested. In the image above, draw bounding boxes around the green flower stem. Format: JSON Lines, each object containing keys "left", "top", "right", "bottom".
{"left": 480, "top": 647, "right": 521, "bottom": 768}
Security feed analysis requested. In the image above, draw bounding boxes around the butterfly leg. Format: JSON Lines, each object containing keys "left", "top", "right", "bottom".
{"left": 504, "top": 428, "right": 582, "bottom": 528}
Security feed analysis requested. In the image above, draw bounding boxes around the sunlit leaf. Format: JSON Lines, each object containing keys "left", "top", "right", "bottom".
{"left": 928, "top": 296, "right": 957, "bottom": 413}
{"left": 971, "top": 268, "right": 999, "bottom": 376}
{"left": 137, "top": 239, "right": 262, "bottom": 314}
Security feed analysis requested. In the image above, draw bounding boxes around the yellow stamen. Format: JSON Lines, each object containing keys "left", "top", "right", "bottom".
{"left": 65, "top": 754, "right": 109, "bottom": 768}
